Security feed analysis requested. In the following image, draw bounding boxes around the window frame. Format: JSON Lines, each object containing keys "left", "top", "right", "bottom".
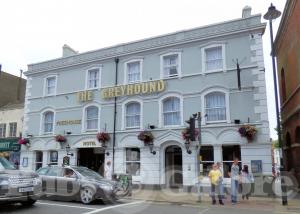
{"left": 201, "top": 43, "right": 226, "bottom": 74}
{"left": 160, "top": 52, "right": 182, "bottom": 79}
{"left": 82, "top": 104, "right": 100, "bottom": 132}
{"left": 201, "top": 89, "right": 230, "bottom": 125}
{"left": 199, "top": 145, "right": 214, "bottom": 176}
{"left": 85, "top": 66, "right": 101, "bottom": 90}
{"left": 49, "top": 151, "right": 58, "bottom": 166}
{"left": 40, "top": 110, "right": 55, "bottom": 135}
{"left": 9, "top": 122, "right": 17, "bottom": 137}
{"left": 125, "top": 102, "right": 141, "bottom": 129}
{"left": 125, "top": 148, "right": 141, "bottom": 176}
{"left": 44, "top": 75, "right": 57, "bottom": 96}
{"left": 0, "top": 123, "right": 6, "bottom": 138}
{"left": 159, "top": 94, "right": 183, "bottom": 128}
{"left": 124, "top": 59, "right": 143, "bottom": 84}
{"left": 122, "top": 99, "right": 143, "bottom": 130}
{"left": 35, "top": 151, "right": 43, "bottom": 171}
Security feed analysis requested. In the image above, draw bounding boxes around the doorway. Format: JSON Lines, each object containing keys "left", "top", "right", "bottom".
{"left": 77, "top": 148, "right": 105, "bottom": 175}
{"left": 165, "top": 145, "right": 183, "bottom": 188}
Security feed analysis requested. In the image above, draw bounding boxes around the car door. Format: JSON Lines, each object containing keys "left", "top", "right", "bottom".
{"left": 57, "top": 168, "right": 81, "bottom": 198}
{"left": 42, "top": 167, "right": 63, "bottom": 197}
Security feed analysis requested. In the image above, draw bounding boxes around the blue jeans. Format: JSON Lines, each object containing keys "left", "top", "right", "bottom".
{"left": 231, "top": 179, "right": 239, "bottom": 203}
{"left": 219, "top": 181, "right": 224, "bottom": 197}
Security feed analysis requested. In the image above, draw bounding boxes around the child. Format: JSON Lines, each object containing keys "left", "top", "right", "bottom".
{"left": 208, "top": 164, "right": 224, "bottom": 205}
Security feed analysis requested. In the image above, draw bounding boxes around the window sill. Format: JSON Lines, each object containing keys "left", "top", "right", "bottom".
{"left": 125, "top": 127, "right": 141, "bottom": 130}
{"left": 202, "top": 69, "right": 225, "bottom": 75}
{"left": 205, "top": 120, "right": 227, "bottom": 124}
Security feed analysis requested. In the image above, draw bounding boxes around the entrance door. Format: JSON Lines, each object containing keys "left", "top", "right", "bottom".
{"left": 77, "top": 148, "right": 104, "bottom": 175}
{"left": 165, "top": 145, "right": 183, "bottom": 188}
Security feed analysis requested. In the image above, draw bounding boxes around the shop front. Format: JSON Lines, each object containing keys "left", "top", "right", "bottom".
{"left": 0, "top": 138, "right": 21, "bottom": 169}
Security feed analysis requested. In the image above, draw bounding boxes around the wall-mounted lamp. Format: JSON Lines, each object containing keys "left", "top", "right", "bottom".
{"left": 148, "top": 142, "right": 156, "bottom": 155}
{"left": 27, "top": 134, "right": 33, "bottom": 138}
{"left": 185, "top": 141, "right": 192, "bottom": 154}
{"left": 65, "top": 144, "right": 74, "bottom": 156}
{"left": 105, "top": 152, "right": 110, "bottom": 156}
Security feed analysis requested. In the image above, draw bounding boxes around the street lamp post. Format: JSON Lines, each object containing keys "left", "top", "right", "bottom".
{"left": 263, "top": 3, "right": 288, "bottom": 206}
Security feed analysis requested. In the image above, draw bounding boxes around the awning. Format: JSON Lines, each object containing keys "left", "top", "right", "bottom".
{"left": 0, "top": 138, "right": 21, "bottom": 152}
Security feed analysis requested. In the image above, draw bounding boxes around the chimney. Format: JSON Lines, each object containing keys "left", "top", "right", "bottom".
{"left": 242, "top": 6, "right": 252, "bottom": 18}
{"left": 62, "top": 44, "right": 78, "bottom": 57}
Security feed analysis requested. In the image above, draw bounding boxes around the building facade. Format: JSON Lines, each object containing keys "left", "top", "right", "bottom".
{"left": 21, "top": 7, "right": 272, "bottom": 189}
{"left": 274, "top": 0, "right": 300, "bottom": 186}
{"left": 0, "top": 103, "right": 24, "bottom": 168}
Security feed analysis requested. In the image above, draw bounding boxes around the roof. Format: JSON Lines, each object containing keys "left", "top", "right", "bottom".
{"left": 25, "top": 14, "right": 265, "bottom": 75}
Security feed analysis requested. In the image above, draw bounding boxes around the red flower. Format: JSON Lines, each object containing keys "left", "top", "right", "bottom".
{"left": 138, "top": 131, "right": 154, "bottom": 144}
{"left": 97, "top": 132, "right": 110, "bottom": 143}
{"left": 238, "top": 125, "right": 257, "bottom": 142}
{"left": 55, "top": 135, "right": 67, "bottom": 143}
{"left": 182, "top": 128, "right": 199, "bottom": 141}
{"left": 18, "top": 138, "right": 30, "bottom": 145}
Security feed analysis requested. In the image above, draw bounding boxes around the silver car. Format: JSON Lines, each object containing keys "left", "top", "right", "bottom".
{"left": 0, "top": 157, "right": 42, "bottom": 205}
{"left": 37, "top": 165, "right": 119, "bottom": 204}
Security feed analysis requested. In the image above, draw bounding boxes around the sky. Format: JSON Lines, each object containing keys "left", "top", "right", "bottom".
{"left": 0, "top": 0, "right": 287, "bottom": 139}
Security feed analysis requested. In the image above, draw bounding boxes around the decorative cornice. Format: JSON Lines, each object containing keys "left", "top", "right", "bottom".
{"left": 26, "top": 15, "right": 265, "bottom": 75}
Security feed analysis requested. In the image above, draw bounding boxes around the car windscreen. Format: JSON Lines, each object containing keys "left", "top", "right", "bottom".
{"left": 36, "top": 167, "right": 49, "bottom": 175}
{"left": 73, "top": 167, "right": 103, "bottom": 180}
{"left": 0, "top": 157, "right": 16, "bottom": 170}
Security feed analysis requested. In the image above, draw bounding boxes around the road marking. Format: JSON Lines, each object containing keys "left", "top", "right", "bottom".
{"left": 83, "top": 201, "right": 145, "bottom": 214}
{"left": 199, "top": 208, "right": 210, "bottom": 214}
{"left": 36, "top": 201, "right": 96, "bottom": 210}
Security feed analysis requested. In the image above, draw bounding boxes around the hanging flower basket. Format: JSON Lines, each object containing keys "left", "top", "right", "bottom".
{"left": 238, "top": 125, "right": 257, "bottom": 142}
{"left": 97, "top": 132, "right": 110, "bottom": 144}
{"left": 55, "top": 135, "right": 67, "bottom": 143}
{"left": 138, "top": 131, "right": 154, "bottom": 145}
{"left": 18, "top": 138, "right": 30, "bottom": 146}
{"left": 181, "top": 128, "right": 199, "bottom": 142}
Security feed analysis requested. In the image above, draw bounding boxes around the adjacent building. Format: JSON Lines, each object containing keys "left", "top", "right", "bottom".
{"left": 21, "top": 7, "right": 271, "bottom": 190}
{"left": 274, "top": 0, "right": 300, "bottom": 186}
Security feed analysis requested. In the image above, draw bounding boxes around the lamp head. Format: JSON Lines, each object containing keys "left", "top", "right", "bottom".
{"left": 264, "top": 3, "right": 281, "bottom": 20}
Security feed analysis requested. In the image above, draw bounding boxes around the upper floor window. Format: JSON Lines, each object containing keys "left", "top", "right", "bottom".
{"left": 85, "top": 106, "right": 99, "bottom": 131}
{"left": 202, "top": 44, "right": 225, "bottom": 73}
{"left": 9, "top": 122, "right": 17, "bottom": 137}
{"left": 0, "top": 123, "right": 6, "bottom": 138}
{"left": 205, "top": 92, "right": 226, "bottom": 122}
{"left": 161, "top": 53, "right": 181, "bottom": 78}
{"left": 45, "top": 76, "right": 57, "bottom": 96}
{"left": 125, "top": 60, "right": 142, "bottom": 83}
{"left": 87, "top": 68, "right": 100, "bottom": 89}
{"left": 163, "top": 97, "right": 181, "bottom": 126}
{"left": 126, "top": 102, "right": 141, "bottom": 129}
{"left": 43, "top": 111, "right": 54, "bottom": 134}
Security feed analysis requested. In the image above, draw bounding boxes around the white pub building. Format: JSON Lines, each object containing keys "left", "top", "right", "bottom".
{"left": 21, "top": 7, "right": 272, "bottom": 190}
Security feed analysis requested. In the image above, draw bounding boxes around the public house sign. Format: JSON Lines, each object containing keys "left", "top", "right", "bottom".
{"left": 101, "top": 80, "right": 166, "bottom": 99}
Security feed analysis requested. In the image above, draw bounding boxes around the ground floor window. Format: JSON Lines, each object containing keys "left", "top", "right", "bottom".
{"left": 222, "top": 145, "right": 241, "bottom": 178}
{"left": 126, "top": 148, "right": 140, "bottom": 176}
{"left": 49, "top": 151, "right": 58, "bottom": 165}
{"left": 200, "top": 146, "right": 214, "bottom": 176}
{"left": 35, "top": 151, "right": 43, "bottom": 170}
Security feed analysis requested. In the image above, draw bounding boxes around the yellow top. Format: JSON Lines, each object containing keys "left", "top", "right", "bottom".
{"left": 208, "top": 169, "right": 222, "bottom": 185}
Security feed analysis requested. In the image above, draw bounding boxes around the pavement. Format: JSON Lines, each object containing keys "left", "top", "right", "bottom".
{"left": 125, "top": 189, "right": 300, "bottom": 213}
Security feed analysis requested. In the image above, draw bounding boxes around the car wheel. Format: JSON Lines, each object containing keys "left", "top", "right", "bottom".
{"left": 20, "top": 199, "right": 37, "bottom": 206}
{"left": 80, "top": 187, "right": 95, "bottom": 204}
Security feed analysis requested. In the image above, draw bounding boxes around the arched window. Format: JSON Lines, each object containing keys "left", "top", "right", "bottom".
{"left": 281, "top": 68, "right": 287, "bottom": 102}
{"left": 205, "top": 92, "right": 226, "bottom": 122}
{"left": 163, "top": 97, "right": 181, "bottom": 126}
{"left": 126, "top": 102, "right": 141, "bottom": 128}
{"left": 85, "top": 106, "right": 99, "bottom": 130}
{"left": 43, "top": 111, "right": 54, "bottom": 134}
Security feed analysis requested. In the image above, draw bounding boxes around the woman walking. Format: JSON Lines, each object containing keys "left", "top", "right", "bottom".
{"left": 208, "top": 164, "right": 224, "bottom": 205}
{"left": 241, "top": 165, "right": 254, "bottom": 200}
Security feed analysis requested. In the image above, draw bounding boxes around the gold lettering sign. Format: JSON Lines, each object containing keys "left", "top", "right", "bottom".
{"left": 56, "top": 120, "right": 81, "bottom": 126}
{"left": 77, "top": 91, "right": 93, "bottom": 102}
{"left": 101, "top": 80, "right": 166, "bottom": 99}
{"left": 82, "top": 141, "right": 96, "bottom": 147}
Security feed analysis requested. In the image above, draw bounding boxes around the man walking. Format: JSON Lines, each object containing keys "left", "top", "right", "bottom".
{"left": 230, "top": 158, "right": 240, "bottom": 204}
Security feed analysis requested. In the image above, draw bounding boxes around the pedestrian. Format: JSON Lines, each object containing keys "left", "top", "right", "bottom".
{"left": 241, "top": 165, "right": 254, "bottom": 200}
{"left": 216, "top": 162, "right": 225, "bottom": 199}
{"left": 208, "top": 163, "right": 224, "bottom": 205}
{"left": 229, "top": 157, "right": 240, "bottom": 204}
{"left": 104, "top": 161, "right": 112, "bottom": 180}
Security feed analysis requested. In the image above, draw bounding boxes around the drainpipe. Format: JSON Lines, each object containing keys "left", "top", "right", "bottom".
{"left": 112, "top": 57, "right": 119, "bottom": 174}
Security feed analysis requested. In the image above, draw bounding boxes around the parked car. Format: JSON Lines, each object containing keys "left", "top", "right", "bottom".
{"left": 36, "top": 165, "right": 120, "bottom": 204}
{"left": 0, "top": 157, "right": 42, "bottom": 205}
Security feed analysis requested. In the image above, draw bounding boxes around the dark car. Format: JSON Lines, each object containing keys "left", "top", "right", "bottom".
{"left": 0, "top": 157, "right": 42, "bottom": 205}
{"left": 37, "top": 165, "right": 120, "bottom": 204}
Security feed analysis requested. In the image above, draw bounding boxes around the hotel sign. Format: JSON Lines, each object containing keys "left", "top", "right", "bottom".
{"left": 101, "top": 80, "right": 166, "bottom": 99}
